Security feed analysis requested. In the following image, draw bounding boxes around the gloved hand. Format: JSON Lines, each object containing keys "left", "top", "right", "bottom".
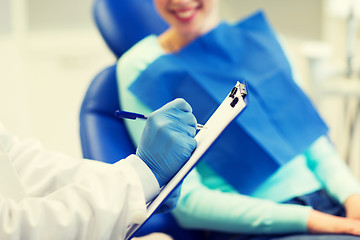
{"left": 155, "top": 186, "right": 181, "bottom": 214}
{"left": 137, "top": 98, "right": 197, "bottom": 187}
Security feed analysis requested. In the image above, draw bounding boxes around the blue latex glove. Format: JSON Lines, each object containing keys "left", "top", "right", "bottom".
{"left": 155, "top": 185, "right": 181, "bottom": 214}
{"left": 137, "top": 98, "right": 197, "bottom": 187}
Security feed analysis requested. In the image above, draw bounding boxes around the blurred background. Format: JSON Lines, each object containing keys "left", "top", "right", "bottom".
{"left": 0, "top": 0, "right": 359, "bottom": 177}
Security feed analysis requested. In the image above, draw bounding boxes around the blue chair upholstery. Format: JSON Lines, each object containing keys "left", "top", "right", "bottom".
{"left": 80, "top": 65, "right": 134, "bottom": 162}
{"left": 93, "top": 0, "right": 168, "bottom": 58}
{"left": 79, "top": 0, "right": 205, "bottom": 239}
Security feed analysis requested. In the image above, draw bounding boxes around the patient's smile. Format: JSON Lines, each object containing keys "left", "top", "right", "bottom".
{"left": 169, "top": 1, "right": 202, "bottom": 23}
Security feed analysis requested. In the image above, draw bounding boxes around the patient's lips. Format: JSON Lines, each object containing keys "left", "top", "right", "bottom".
{"left": 170, "top": 1, "right": 201, "bottom": 23}
{"left": 174, "top": 8, "right": 197, "bottom": 22}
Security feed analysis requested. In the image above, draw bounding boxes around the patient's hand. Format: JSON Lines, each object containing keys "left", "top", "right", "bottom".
{"left": 345, "top": 194, "right": 360, "bottom": 220}
{"left": 307, "top": 209, "right": 360, "bottom": 236}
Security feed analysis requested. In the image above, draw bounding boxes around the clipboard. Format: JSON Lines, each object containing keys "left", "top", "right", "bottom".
{"left": 125, "top": 81, "right": 248, "bottom": 239}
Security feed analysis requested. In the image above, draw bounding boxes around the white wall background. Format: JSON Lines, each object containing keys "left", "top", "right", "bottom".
{"left": 0, "top": 0, "right": 115, "bottom": 157}
{"left": 0, "top": 0, "right": 359, "bottom": 177}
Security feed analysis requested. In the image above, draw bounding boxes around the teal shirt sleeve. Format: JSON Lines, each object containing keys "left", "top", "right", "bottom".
{"left": 305, "top": 136, "right": 360, "bottom": 204}
{"left": 172, "top": 168, "right": 312, "bottom": 234}
{"left": 116, "top": 35, "right": 165, "bottom": 146}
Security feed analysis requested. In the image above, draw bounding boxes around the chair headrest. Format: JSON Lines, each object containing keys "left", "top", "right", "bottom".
{"left": 93, "top": 0, "right": 168, "bottom": 58}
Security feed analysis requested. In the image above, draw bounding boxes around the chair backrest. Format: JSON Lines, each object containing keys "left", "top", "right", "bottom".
{"left": 93, "top": 0, "right": 168, "bottom": 58}
{"left": 80, "top": 0, "right": 169, "bottom": 163}
{"left": 80, "top": 65, "right": 135, "bottom": 163}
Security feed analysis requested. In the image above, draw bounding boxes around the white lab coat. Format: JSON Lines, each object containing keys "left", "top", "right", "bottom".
{"left": 0, "top": 123, "right": 157, "bottom": 240}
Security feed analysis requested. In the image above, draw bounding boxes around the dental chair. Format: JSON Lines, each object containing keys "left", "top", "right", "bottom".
{"left": 79, "top": 0, "right": 204, "bottom": 239}
{"left": 92, "top": 0, "right": 168, "bottom": 58}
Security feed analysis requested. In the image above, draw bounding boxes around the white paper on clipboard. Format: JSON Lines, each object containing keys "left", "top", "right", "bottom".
{"left": 125, "top": 81, "right": 248, "bottom": 240}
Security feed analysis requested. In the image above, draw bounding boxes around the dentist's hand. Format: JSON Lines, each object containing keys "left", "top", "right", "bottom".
{"left": 156, "top": 186, "right": 181, "bottom": 213}
{"left": 137, "top": 99, "right": 197, "bottom": 187}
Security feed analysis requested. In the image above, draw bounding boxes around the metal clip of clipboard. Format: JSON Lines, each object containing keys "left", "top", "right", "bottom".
{"left": 125, "top": 81, "right": 248, "bottom": 240}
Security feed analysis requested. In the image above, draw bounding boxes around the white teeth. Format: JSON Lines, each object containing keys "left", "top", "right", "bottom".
{"left": 176, "top": 9, "right": 194, "bottom": 19}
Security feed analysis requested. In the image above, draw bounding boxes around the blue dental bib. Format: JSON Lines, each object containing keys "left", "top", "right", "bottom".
{"left": 129, "top": 11, "right": 328, "bottom": 194}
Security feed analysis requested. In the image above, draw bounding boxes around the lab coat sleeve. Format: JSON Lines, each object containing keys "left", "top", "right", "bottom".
{"left": 0, "top": 124, "right": 152, "bottom": 240}
{"left": 172, "top": 169, "right": 312, "bottom": 234}
{"left": 305, "top": 136, "right": 360, "bottom": 204}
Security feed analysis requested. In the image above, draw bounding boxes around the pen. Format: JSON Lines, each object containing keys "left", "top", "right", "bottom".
{"left": 114, "top": 110, "right": 206, "bottom": 129}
